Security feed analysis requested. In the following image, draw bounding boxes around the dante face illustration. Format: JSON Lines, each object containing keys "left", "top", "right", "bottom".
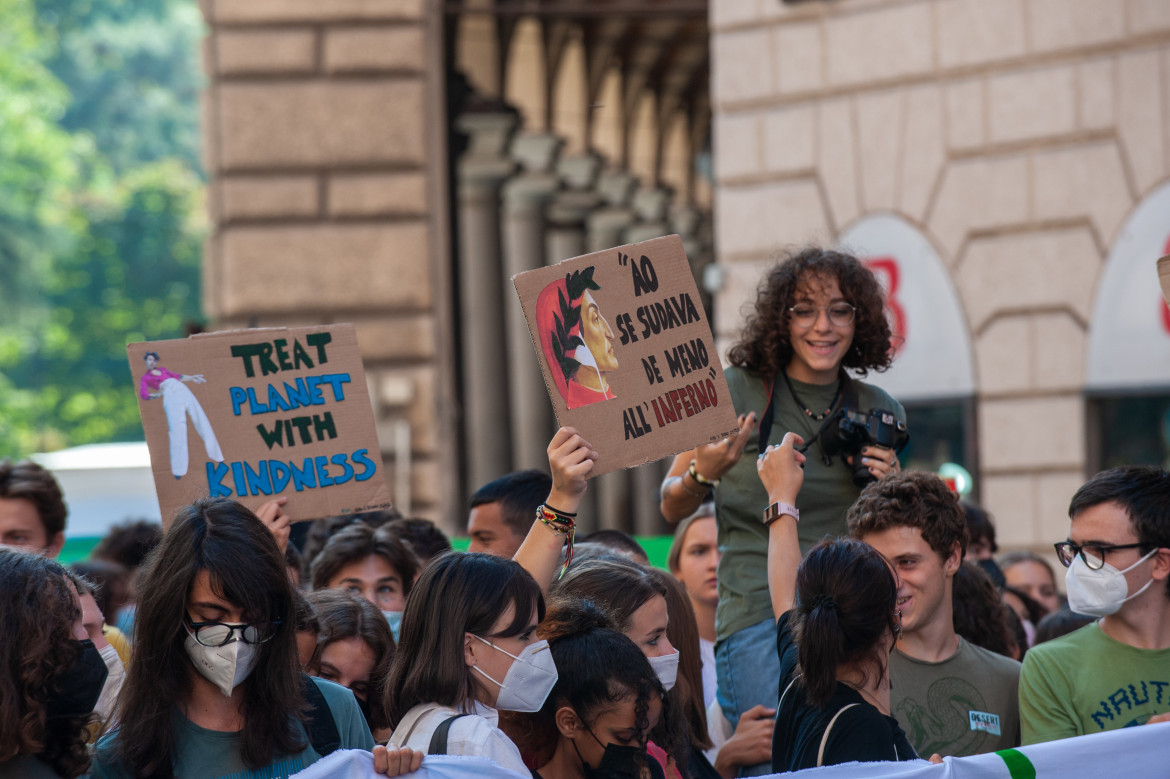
{"left": 535, "top": 267, "right": 619, "bottom": 410}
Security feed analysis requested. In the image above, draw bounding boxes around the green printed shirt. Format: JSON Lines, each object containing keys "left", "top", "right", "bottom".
{"left": 1019, "top": 621, "right": 1170, "bottom": 745}
{"left": 714, "top": 366, "right": 905, "bottom": 642}
{"left": 889, "top": 639, "right": 1022, "bottom": 757}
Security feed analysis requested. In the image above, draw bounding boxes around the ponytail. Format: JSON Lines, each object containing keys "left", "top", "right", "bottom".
{"left": 791, "top": 539, "right": 898, "bottom": 709}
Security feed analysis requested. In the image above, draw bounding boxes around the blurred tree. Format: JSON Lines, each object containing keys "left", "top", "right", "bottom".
{"left": 0, "top": 0, "right": 205, "bottom": 455}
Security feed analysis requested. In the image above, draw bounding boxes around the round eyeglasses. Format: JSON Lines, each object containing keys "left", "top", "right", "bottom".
{"left": 184, "top": 613, "right": 279, "bottom": 647}
{"left": 787, "top": 303, "right": 856, "bottom": 328}
{"left": 1053, "top": 541, "right": 1147, "bottom": 571}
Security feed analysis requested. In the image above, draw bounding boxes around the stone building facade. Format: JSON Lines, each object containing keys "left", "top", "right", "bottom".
{"left": 196, "top": 0, "right": 1170, "bottom": 548}
{"left": 709, "top": 0, "right": 1170, "bottom": 550}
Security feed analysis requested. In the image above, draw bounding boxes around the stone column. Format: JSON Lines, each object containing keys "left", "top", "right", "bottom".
{"left": 586, "top": 170, "right": 638, "bottom": 253}
{"left": 623, "top": 186, "right": 674, "bottom": 244}
{"left": 545, "top": 152, "right": 603, "bottom": 263}
{"left": 456, "top": 111, "right": 518, "bottom": 491}
{"left": 501, "top": 132, "right": 563, "bottom": 470}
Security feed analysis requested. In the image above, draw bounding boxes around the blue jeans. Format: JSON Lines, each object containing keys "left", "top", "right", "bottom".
{"left": 715, "top": 616, "right": 779, "bottom": 777}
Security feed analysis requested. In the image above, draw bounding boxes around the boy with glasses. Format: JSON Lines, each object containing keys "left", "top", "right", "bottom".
{"left": 1019, "top": 466, "right": 1170, "bottom": 744}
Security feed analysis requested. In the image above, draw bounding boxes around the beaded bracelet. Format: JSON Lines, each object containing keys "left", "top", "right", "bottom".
{"left": 536, "top": 503, "right": 577, "bottom": 579}
{"left": 687, "top": 460, "right": 719, "bottom": 489}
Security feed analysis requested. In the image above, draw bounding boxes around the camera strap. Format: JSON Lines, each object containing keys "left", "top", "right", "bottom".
{"left": 759, "top": 370, "right": 856, "bottom": 462}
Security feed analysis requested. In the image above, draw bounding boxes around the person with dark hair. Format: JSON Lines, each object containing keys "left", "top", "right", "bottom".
{"left": 91, "top": 519, "right": 163, "bottom": 639}
{"left": 999, "top": 550, "right": 1061, "bottom": 616}
{"left": 848, "top": 471, "right": 1021, "bottom": 757}
{"left": 1002, "top": 586, "right": 1044, "bottom": 649}
{"left": 67, "top": 573, "right": 127, "bottom": 733}
{"left": 579, "top": 529, "right": 649, "bottom": 565}
{"left": 0, "top": 548, "right": 106, "bottom": 778}
{"left": 90, "top": 497, "right": 376, "bottom": 777}
{"left": 468, "top": 469, "right": 553, "bottom": 559}
{"left": 1020, "top": 465, "right": 1170, "bottom": 744}
{"left": 520, "top": 599, "right": 675, "bottom": 779}
{"left": 1032, "top": 606, "right": 1094, "bottom": 646}
{"left": 0, "top": 458, "right": 68, "bottom": 558}
{"left": 293, "top": 590, "right": 321, "bottom": 667}
{"left": 951, "top": 562, "right": 1017, "bottom": 659}
{"left": 384, "top": 552, "right": 552, "bottom": 773}
{"left": 667, "top": 508, "right": 719, "bottom": 708}
{"left": 656, "top": 248, "right": 905, "bottom": 773}
{"left": 305, "top": 589, "right": 395, "bottom": 740}
{"left": 962, "top": 503, "right": 1006, "bottom": 589}
{"left": 299, "top": 509, "right": 404, "bottom": 579}
{"left": 758, "top": 433, "right": 922, "bottom": 771}
{"left": 381, "top": 517, "right": 452, "bottom": 567}
{"left": 310, "top": 523, "right": 419, "bottom": 641}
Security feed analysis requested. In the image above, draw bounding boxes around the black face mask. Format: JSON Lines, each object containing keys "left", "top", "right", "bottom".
{"left": 976, "top": 558, "right": 1006, "bottom": 589}
{"left": 46, "top": 639, "right": 108, "bottom": 720}
{"left": 355, "top": 692, "right": 375, "bottom": 731}
{"left": 571, "top": 724, "right": 646, "bottom": 779}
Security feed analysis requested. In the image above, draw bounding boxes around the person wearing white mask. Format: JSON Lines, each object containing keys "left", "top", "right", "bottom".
{"left": 68, "top": 576, "right": 125, "bottom": 731}
{"left": 1020, "top": 466, "right": 1170, "bottom": 744}
{"left": 90, "top": 497, "right": 409, "bottom": 778}
{"left": 386, "top": 552, "right": 555, "bottom": 774}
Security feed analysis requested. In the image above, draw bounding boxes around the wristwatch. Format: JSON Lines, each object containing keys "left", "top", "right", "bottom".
{"left": 762, "top": 502, "right": 799, "bottom": 526}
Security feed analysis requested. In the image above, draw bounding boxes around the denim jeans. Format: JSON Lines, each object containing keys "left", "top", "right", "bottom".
{"left": 715, "top": 616, "right": 779, "bottom": 776}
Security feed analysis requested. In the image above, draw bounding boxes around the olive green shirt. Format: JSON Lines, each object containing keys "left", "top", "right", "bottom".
{"left": 714, "top": 366, "right": 905, "bottom": 642}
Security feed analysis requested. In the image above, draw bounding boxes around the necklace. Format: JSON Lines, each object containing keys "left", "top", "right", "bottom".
{"left": 782, "top": 370, "right": 842, "bottom": 421}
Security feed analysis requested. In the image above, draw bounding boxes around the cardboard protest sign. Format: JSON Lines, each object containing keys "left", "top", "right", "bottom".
{"left": 513, "top": 234, "right": 739, "bottom": 476}
{"left": 128, "top": 324, "right": 391, "bottom": 526}
{"left": 1159, "top": 254, "right": 1170, "bottom": 308}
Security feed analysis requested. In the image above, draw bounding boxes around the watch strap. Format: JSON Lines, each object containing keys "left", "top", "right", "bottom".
{"left": 763, "top": 502, "right": 799, "bottom": 525}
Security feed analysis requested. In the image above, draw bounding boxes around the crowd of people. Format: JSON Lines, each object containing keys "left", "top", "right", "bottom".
{"left": 2, "top": 247, "right": 1169, "bottom": 778}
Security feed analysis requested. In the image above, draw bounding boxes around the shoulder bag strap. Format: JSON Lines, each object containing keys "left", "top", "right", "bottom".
{"left": 427, "top": 713, "right": 470, "bottom": 755}
{"left": 816, "top": 703, "right": 860, "bottom": 767}
{"left": 301, "top": 674, "right": 341, "bottom": 758}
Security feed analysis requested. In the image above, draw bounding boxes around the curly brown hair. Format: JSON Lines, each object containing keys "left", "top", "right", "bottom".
{"left": 0, "top": 548, "right": 95, "bottom": 778}
{"left": 847, "top": 471, "right": 969, "bottom": 561}
{"left": 727, "top": 246, "right": 894, "bottom": 380}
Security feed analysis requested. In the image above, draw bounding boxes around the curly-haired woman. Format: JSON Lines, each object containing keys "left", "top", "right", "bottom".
{"left": 0, "top": 548, "right": 107, "bottom": 778}
{"left": 658, "top": 247, "right": 905, "bottom": 775}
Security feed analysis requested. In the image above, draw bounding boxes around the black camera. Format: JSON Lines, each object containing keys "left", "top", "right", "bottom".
{"left": 820, "top": 408, "right": 909, "bottom": 487}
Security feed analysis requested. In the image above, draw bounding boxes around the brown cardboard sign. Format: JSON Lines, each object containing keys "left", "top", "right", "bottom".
{"left": 1159, "top": 254, "right": 1170, "bottom": 309}
{"left": 127, "top": 324, "right": 391, "bottom": 527}
{"left": 514, "top": 234, "right": 739, "bottom": 476}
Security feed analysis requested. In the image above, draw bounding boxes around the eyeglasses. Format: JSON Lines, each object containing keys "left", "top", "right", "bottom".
{"left": 788, "top": 303, "right": 856, "bottom": 328}
{"left": 184, "top": 613, "right": 280, "bottom": 647}
{"left": 1053, "top": 541, "right": 1147, "bottom": 570}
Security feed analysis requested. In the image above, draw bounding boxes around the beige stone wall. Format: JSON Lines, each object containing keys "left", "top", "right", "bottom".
{"left": 199, "top": 0, "right": 453, "bottom": 525}
{"left": 709, "top": 0, "right": 1170, "bottom": 549}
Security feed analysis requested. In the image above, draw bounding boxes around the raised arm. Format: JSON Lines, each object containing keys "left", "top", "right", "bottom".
{"left": 659, "top": 412, "right": 756, "bottom": 522}
{"left": 756, "top": 432, "right": 805, "bottom": 619}
{"left": 513, "top": 427, "right": 598, "bottom": 593}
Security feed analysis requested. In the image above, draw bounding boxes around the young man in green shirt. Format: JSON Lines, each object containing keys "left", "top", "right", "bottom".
{"left": 849, "top": 472, "right": 1022, "bottom": 757}
{"left": 1019, "top": 466, "right": 1170, "bottom": 744}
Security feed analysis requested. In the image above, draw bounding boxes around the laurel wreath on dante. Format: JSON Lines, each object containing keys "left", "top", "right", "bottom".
{"left": 550, "top": 267, "right": 601, "bottom": 383}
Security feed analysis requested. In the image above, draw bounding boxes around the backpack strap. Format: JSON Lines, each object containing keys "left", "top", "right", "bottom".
{"left": 301, "top": 674, "right": 341, "bottom": 758}
{"left": 427, "top": 713, "right": 470, "bottom": 755}
{"left": 816, "top": 703, "right": 860, "bottom": 767}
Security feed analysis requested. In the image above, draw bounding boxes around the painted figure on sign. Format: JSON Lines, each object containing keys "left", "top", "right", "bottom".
{"left": 536, "top": 266, "right": 620, "bottom": 409}
{"left": 139, "top": 351, "right": 224, "bottom": 479}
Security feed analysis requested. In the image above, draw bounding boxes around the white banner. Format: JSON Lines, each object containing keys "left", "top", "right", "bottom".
{"left": 294, "top": 721, "right": 1170, "bottom": 778}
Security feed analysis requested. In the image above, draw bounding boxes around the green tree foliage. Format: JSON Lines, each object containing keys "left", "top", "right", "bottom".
{"left": 0, "top": 0, "right": 204, "bottom": 456}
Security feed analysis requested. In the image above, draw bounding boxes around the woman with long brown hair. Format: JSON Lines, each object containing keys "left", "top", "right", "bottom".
{"left": 90, "top": 498, "right": 375, "bottom": 778}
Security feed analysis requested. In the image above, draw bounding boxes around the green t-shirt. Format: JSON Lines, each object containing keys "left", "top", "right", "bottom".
{"left": 714, "top": 366, "right": 905, "bottom": 642}
{"left": 890, "top": 639, "right": 1021, "bottom": 757}
{"left": 1019, "top": 621, "right": 1170, "bottom": 745}
{"left": 91, "top": 677, "right": 375, "bottom": 779}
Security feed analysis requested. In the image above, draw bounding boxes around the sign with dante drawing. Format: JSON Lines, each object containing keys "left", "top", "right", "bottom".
{"left": 128, "top": 324, "right": 392, "bottom": 527}
{"left": 513, "top": 234, "right": 739, "bottom": 476}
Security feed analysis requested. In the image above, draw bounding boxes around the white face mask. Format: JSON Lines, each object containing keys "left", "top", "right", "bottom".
{"left": 95, "top": 643, "right": 125, "bottom": 724}
{"left": 183, "top": 628, "right": 259, "bottom": 697}
{"left": 648, "top": 648, "right": 679, "bottom": 692}
{"left": 470, "top": 636, "right": 559, "bottom": 713}
{"left": 1065, "top": 548, "right": 1157, "bottom": 618}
